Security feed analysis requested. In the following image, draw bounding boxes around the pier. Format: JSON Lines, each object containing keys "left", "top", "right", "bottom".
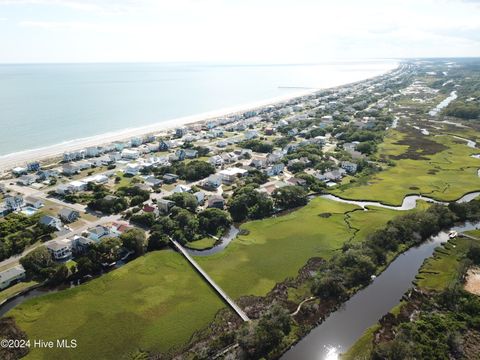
{"left": 170, "top": 239, "right": 250, "bottom": 322}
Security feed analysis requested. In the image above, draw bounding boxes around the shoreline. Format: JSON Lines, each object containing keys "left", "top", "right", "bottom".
{"left": 0, "top": 63, "right": 399, "bottom": 174}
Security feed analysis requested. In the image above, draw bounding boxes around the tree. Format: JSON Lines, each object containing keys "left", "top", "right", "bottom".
{"left": 147, "top": 232, "right": 170, "bottom": 251}
{"left": 130, "top": 212, "right": 156, "bottom": 228}
{"left": 272, "top": 185, "right": 308, "bottom": 209}
{"left": 237, "top": 304, "right": 291, "bottom": 358}
{"left": 95, "top": 237, "right": 122, "bottom": 263}
{"left": 49, "top": 264, "right": 69, "bottom": 285}
{"left": 228, "top": 185, "right": 273, "bottom": 222}
{"left": 120, "top": 228, "right": 147, "bottom": 257}
{"left": 166, "top": 192, "right": 198, "bottom": 212}
{"left": 311, "top": 274, "right": 347, "bottom": 300}
{"left": 198, "top": 208, "right": 232, "bottom": 235}
{"left": 20, "top": 246, "right": 58, "bottom": 281}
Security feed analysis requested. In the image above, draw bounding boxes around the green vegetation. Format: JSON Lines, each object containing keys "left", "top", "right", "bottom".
{"left": 9, "top": 251, "right": 228, "bottom": 360}
{"left": 186, "top": 237, "right": 217, "bottom": 250}
{"left": 0, "top": 213, "right": 54, "bottom": 261}
{"left": 0, "top": 281, "right": 38, "bottom": 304}
{"left": 334, "top": 132, "right": 480, "bottom": 205}
{"left": 197, "top": 197, "right": 401, "bottom": 299}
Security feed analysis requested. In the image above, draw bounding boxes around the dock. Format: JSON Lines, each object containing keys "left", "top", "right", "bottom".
{"left": 170, "top": 239, "right": 250, "bottom": 322}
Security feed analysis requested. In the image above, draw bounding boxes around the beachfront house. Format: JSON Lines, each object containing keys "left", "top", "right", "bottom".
{"left": 0, "top": 266, "right": 26, "bottom": 290}
{"left": 27, "top": 162, "right": 41, "bottom": 172}
{"left": 121, "top": 149, "right": 140, "bottom": 160}
{"left": 12, "top": 167, "right": 27, "bottom": 176}
{"left": 17, "top": 175, "right": 37, "bottom": 186}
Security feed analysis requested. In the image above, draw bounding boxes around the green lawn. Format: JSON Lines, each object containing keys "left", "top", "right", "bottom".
{"left": 333, "top": 133, "right": 480, "bottom": 205}
{"left": 8, "top": 252, "right": 228, "bottom": 360}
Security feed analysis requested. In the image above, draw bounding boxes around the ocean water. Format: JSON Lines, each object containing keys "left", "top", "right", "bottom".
{"left": 0, "top": 61, "right": 396, "bottom": 156}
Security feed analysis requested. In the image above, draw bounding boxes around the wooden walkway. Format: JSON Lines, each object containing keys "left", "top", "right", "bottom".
{"left": 170, "top": 239, "right": 250, "bottom": 322}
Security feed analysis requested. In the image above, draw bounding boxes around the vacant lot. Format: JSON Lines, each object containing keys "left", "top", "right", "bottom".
{"left": 8, "top": 252, "right": 228, "bottom": 360}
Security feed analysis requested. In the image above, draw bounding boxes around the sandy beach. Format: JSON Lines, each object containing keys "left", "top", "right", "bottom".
{"left": 0, "top": 63, "right": 398, "bottom": 174}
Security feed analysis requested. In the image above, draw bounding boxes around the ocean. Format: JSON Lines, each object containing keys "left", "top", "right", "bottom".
{"left": 0, "top": 61, "right": 397, "bottom": 157}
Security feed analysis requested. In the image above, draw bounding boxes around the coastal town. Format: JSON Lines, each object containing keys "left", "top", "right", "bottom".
{"left": 1, "top": 58, "right": 480, "bottom": 360}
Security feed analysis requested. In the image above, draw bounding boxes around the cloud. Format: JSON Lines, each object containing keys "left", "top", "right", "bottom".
{"left": 0, "top": 0, "right": 140, "bottom": 13}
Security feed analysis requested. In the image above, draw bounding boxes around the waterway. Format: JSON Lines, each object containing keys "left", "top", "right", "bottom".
{"left": 282, "top": 220, "right": 480, "bottom": 360}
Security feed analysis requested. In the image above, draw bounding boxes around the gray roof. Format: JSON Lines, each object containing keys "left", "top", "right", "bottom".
{"left": 0, "top": 265, "right": 25, "bottom": 282}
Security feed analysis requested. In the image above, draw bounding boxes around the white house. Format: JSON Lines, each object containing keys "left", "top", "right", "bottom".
{"left": 87, "top": 225, "right": 110, "bottom": 241}
{"left": 218, "top": 167, "right": 248, "bottom": 184}
{"left": 0, "top": 265, "right": 26, "bottom": 290}
{"left": 46, "top": 239, "right": 73, "bottom": 261}
{"left": 68, "top": 181, "right": 88, "bottom": 193}
{"left": 124, "top": 163, "right": 142, "bottom": 176}
{"left": 121, "top": 149, "right": 140, "bottom": 160}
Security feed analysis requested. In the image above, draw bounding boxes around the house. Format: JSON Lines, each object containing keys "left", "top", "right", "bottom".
{"left": 0, "top": 266, "right": 26, "bottom": 290}
{"left": 163, "top": 173, "right": 179, "bottom": 184}
{"left": 185, "top": 149, "right": 198, "bottom": 159}
{"left": 58, "top": 208, "right": 80, "bottom": 223}
{"left": 159, "top": 140, "right": 177, "bottom": 151}
{"left": 24, "top": 196, "right": 44, "bottom": 209}
{"left": 130, "top": 137, "right": 142, "bottom": 147}
{"left": 71, "top": 235, "right": 95, "bottom": 254}
{"left": 142, "top": 204, "right": 159, "bottom": 216}
{"left": 341, "top": 161, "right": 358, "bottom": 174}
{"left": 27, "top": 161, "right": 41, "bottom": 172}
{"left": 287, "top": 177, "right": 308, "bottom": 187}
{"left": 87, "top": 225, "right": 110, "bottom": 241}
{"left": 17, "top": 175, "right": 37, "bottom": 186}
{"left": 265, "top": 163, "right": 285, "bottom": 176}
{"left": 175, "top": 127, "right": 188, "bottom": 138}
{"left": 68, "top": 180, "right": 88, "bottom": 193}
{"left": 121, "top": 149, "right": 140, "bottom": 160}
{"left": 194, "top": 191, "right": 205, "bottom": 205}
{"left": 204, "top": 175, "right": 222, "bottom": 189}
{"left": 85, "top": 146, "right": 101, "bottom": 157}
{"left": 209, "top": 155, "right": 224, "bottom": 167}
{"left": 84, "top": 174, "right": 109, "bottom": 184}
{"left": 46, "top": 239, "right": 73, "bottom": 261}
{"left": 264, "top": 127, "right": 275, "bottom": 135}
{"left": 208, "top": 195, "right": 225, "bottom": 209}
{"left": 315, "top": 168, "right": 346, "bottom": 182}
{"left": 12, "top": 167, "right": 27, "bottom": 176}
{"left": 110, "top": 222, "right": 130, "bottom": 236}
{"left": 124, "top": 163, "right": 142, "bottom": 176}
{"left": 175, "top": 149, "right": 186, "bottom": 161}
{"left": 144, "top": 176, "right": 162, "bottom": 187}
{"left": 39, "top": 215, "right": 63, "bottom": 231}
{"left": 173, "top": 184, "right": 191, "bottom": 193}
{"left": 218, "top": 167, "right": 248, "bottom": 184}
{"left": 244, "top": 130, "right": 259, "bottom": 140}
{"left": 157, "top": 199, "right": 175, "bottom": 214}
{"left": 251, "top": 155, "right": 268, "bottom": 169}
{"left": 4, "top": 195, "right": 24, "bottom": 211}
{"left": 62, "top": 164, "right": 80, "bottom": 176}
{"left": 342, "top": 142, "right": 358, "bottom": 153}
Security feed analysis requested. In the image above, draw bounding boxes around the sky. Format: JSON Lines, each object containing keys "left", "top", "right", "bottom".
{"left": 0, "top": 0, "right": 479, "bottom": 63}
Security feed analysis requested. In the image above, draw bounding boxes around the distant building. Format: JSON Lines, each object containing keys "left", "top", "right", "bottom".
{"left": 27, "top": 162, "right": 41, "bottom": 172}
{"left": 58, "top": 208, "right": 80, "bottom": 223}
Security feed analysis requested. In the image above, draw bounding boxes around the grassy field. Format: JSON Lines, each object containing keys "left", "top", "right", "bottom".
{"left": 333, "top": 131, "right": 480, "bottom": 205}
{"left": 196, "top": 198, "right": 408, "bottom": 299}
{"left": 8, "top": 252, "right": 228, "bottom": 360}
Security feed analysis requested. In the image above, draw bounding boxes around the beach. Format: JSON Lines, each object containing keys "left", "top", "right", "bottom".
{"left": 0, "top": 62, "right": 399, "bottom": 174}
